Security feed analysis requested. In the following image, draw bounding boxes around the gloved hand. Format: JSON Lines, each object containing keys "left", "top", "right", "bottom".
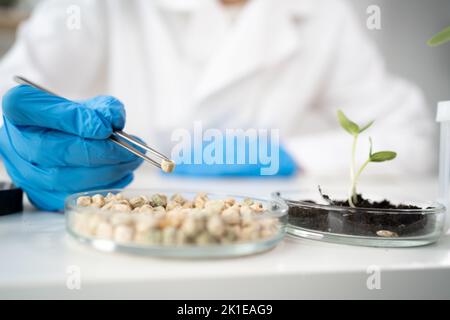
{"left": 171, "top": 135, "right": 298, "bottom": 177}
{"left": 0, "top": 85, "right": 143, "bottom": 211}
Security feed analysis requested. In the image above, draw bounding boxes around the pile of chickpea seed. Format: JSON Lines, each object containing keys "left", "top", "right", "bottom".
{"left": 72, "top": 192, "right": 279, "bottom": 245}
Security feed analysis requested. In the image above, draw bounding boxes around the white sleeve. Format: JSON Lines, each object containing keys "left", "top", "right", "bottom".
{"left": 285, "top": 0, "right": 435, "bottom": 177}
{"left": 0, "top": 0, "right": 107, "bottom": 123}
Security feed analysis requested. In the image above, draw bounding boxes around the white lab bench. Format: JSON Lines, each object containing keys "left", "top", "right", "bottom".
{"left": 1, "top": 166, "right": 450, "bottom": 299}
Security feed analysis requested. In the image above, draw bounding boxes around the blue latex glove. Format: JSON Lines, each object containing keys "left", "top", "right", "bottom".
{"left": 171, "top": 136, "right": 298, "bottom": 177}
{"left": 0, "top": 85, "right": 143, "bottom": 211}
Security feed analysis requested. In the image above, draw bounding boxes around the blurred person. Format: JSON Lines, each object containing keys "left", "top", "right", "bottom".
{"left": 0, "top": 0, "right": 433, "bottom": 210}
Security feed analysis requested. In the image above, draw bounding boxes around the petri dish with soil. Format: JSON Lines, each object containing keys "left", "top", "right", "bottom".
{"left": 65, "top": 189, "right": 288, "bottom": 258}
{"left": 273, "top": 189, "right": 446, "bottom": 247}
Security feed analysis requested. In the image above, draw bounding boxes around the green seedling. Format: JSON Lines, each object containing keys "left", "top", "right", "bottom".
{"left": 428, "top": 26, "right": 450, "bottom": 47}
{"left": 337, "top": 110, "right": 397, "bottom": 207}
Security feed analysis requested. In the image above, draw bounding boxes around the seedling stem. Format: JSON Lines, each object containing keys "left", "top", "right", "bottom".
{"left": 337, "top": 110, "right": 396, "bottom": 207}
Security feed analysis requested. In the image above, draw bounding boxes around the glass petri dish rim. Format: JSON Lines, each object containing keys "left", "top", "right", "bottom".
{"left": 285, "top": 225, "right": 443, "bottom": 248}
{"left": 272, "top": 190, "right": 446, "bottom": 215}
{"left": 66, "top": 224, "right": 287, "bottom": 258}
{"left": 65, "top": 188, "right": 289, "bottom": 257}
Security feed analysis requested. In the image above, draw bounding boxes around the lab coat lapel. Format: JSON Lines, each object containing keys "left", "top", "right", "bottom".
{"left": 194, "top": 0, "right": 312, "bottom": 104}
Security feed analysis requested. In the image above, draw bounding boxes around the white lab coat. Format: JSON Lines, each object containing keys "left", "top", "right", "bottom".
{"left": 0, "top": 0, "right": 435, "bottom": 177}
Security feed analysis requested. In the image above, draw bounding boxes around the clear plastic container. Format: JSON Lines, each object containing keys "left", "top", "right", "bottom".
{"left": 65, "top": 189, "right": 288, "bottom": 258}
{"left": 437, "top": 101, "right": 450, "bottom": 233}
{"left": 273, "top": 189, "right": 446, "bottom": 247}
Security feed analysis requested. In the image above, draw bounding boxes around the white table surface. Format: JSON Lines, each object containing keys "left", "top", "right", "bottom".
{"left": 1, "top": 166, "right": 450, "bottom": 299}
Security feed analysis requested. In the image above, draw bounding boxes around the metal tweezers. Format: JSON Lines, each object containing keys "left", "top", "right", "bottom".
{"left": 14, "top": 76, "right": 172, "bottom": 170}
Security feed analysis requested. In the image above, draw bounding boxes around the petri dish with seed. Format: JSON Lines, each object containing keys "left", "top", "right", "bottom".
{"left": 65, "top": 189, "right": 288, "bottom": 258}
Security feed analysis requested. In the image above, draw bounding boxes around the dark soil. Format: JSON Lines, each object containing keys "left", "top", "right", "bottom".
{"left": 288, "top": 194, "right": 431, "bottom": 237}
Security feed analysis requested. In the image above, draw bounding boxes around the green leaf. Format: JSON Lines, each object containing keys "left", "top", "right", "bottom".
{"left": 428, "top": 26, "right": 450, "bottom": 47}
{"left": 359, "top": 120, "right": 374, "bottom": 133}
{"left": 337, "top": 110, "right": 360, "bottom": 135}
{"left": 370, "top": 151, "right": 397, "bottom": 162}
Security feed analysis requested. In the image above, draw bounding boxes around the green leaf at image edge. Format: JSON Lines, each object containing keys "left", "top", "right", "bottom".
{"left": 428, "top": 26, "right": 450, "bottom": 47}
{"left": 337, "top": 110, "right": 360, "bottom": 135}
{"left": 370, "top": 151, "right": 397, "bottom": 162}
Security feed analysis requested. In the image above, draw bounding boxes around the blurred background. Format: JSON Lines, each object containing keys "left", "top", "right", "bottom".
{"left": 351, "top": 0, "right": 450, "bottom": 109}
{"left": 0, "top": 0, "right": 448, "bottom": 108}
